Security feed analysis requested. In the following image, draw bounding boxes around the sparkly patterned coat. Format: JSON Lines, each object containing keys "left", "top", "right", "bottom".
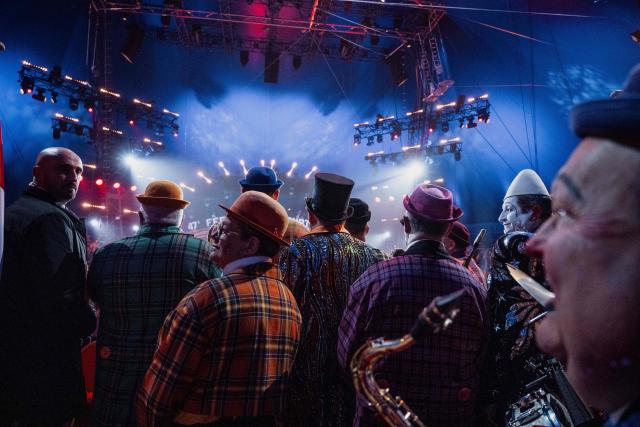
{"left": 278, "top": 227, "right": 388, "bottom": 427}
{"left": 480, "top": 232, "right": 549, "bottom": 419}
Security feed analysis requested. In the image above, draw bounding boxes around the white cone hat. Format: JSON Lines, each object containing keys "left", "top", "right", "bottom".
{"left": 504, "top": 169, "right": 550, "bottom": 200}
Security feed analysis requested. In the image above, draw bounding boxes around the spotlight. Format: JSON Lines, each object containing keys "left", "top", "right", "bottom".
{"left": 478, "top": 108, "right": 490, "bottom": 123}
{"left": 130, "top": 185, "right": 137, "bottom": 192}
{"left": 84, "top": 97, "right": 96, "bottom": 113}
{"left": 161, "top": 14, "right": 171, "bottom": 28}
{"left": 95, "top": 178, "right": 104, "bottom": 186}
{"left": 19, "top": 76, "right": 34, "bottom": 94}
{"left": 353, "top": 134, "right": 361, "bottom": 146}
{"left": 366, "top": 136, "right": 374, "bottom": 146}
{"left": 126, "top": 106, "right": 136, "bottom": 125}
{"left": 52, "top": 127, "right": 61, "bottom": 140}
{"left": 240, "top": 50, "right": 249, "bottom": 66}
{"left": 466, "top": 117, "right": 477, "bottom": 129}
{"left": 454, "top": 150, "right": 462, "bottom": 161}
{"left": 50, "top": 91, "right": 58, "bottom": 103}
{"left": 123, "top": 154, "right": 137, "bottom": 168}
{"left": 69, "top": 98, "right": 79, "bottom": 111}
{"left": 441, "top": 122, "right": 449, "bottom": 132}
{"left": 376, "top": 134, "right": 383, "bottom": 143}
{"left": 32, "top": 87, "right": 46, "bottom": 102}
{"left": 171, "top": 124, "right": 179, "bottom": 137}
{"left": 113, "top": 182, "right": 121, "bottom": 189}
{"left": 286, "top": 161, "right": 298, "bottom": 177}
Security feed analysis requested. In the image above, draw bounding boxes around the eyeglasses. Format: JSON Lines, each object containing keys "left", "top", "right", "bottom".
{"left": 210, "top": 223, "right": 241, "bottom": 242}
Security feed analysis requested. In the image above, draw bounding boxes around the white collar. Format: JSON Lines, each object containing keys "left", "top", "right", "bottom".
{"left": 222, "top": 256, "right": 271, "bottom": 275}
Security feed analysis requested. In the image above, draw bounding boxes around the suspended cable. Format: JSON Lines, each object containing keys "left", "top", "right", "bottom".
{"left": 474, "top": 128, "right": 517, "bottom": 175}
{"left": 335, "top": 0, "right": 595, "bottom": 18}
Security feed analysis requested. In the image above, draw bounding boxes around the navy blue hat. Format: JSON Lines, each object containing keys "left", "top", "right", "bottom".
{"left": 571, "top": 64, "right": 640, "bottom": 150}
{"left": 239, "top": 166, "right": 284, "bottom": 191}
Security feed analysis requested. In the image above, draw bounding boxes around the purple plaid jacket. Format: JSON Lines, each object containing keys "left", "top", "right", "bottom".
{"left": 338, "top": 240, "right": 488, "bottom": 427}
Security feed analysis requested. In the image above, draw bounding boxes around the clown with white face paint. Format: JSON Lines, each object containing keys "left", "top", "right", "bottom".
{"left": 478, "top": 169, "right": 554, "bottom": 425}
{"left": 499, "top": 169, "right": 550, "bottom": 234}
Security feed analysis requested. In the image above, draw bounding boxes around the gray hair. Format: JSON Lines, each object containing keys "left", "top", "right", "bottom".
{"left": 140, "top": 204, "right": 184, "bottom": 226}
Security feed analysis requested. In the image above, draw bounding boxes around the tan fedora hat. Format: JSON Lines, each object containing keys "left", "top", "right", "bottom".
{"left": 219, "top": 191, "right": 288, "bottom": 246}
{"left": 136, "top": 180, "right": 190, "bottom": 209}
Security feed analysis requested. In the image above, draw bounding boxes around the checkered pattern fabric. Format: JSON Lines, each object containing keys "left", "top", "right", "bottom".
{"left": 136, "top": 262, "right": 301, "bottom": 427}
{"left": 338, "top": 240, "right": 488, "bottom": 427}
{"left": 88, "top": 224, "right": 220, "bottom": 427}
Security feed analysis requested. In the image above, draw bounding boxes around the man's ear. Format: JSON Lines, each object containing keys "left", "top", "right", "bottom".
{"left": 364, "top": 223, "right": 370, "bottom": 237}
{"left": 403, "top": 218, "right": 411, "bottom": 235}
{"left": 245, "top": 235, "right": 261, "bottom": 257}
{"left": 530, "top": 205, "right": 543, "bottom": 221}
{"left": 273, "top": 189, "right": 280, "bottom": 201}
{"left": 138, "top": 211, "right": 145, "bottom": 225}
{"left": 308, "top": 209, "right": 318, "bottom": 225}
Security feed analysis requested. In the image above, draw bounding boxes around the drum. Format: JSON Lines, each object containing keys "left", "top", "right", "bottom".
{"left": 506, "top": 389, "right": 573, "bottom": 427}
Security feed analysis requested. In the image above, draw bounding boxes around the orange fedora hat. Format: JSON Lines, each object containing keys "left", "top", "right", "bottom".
{"left": 219, "top": 191, "right": 288, "bottom": 246}
{"left": 136, "top": 180, "right": 190, "bottom": 209}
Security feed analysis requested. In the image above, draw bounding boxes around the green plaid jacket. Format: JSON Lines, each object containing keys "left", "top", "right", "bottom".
{"left": 88, "top": 224, "right": 221, "bottom": 427}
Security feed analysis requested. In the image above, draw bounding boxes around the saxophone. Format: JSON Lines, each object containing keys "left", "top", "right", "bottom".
{"left": 350, "top": 289, "right": 466, "bottom": 427}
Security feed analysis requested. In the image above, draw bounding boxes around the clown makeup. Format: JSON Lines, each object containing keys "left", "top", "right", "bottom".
{"left": 498, "top": 197, "right": 534, "bottom": 234}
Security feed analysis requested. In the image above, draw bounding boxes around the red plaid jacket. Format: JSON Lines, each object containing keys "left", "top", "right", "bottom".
{"left": 338, "top": 240, "right": 488, "bottom": 427}
{"left": 136, "top": 262, "right": 301, "bottom": 427}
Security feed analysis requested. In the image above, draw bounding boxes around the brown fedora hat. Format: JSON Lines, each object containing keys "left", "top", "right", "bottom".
{"left": 136, "top": 180, "right": 190, "bottom": 209}
{"left": 219, "top": 191, "right": 289, "bottom": 246}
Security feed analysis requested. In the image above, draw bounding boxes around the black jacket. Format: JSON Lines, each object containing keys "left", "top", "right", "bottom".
{"left": 0, "top": 185, "right": 96, "bottom": 425}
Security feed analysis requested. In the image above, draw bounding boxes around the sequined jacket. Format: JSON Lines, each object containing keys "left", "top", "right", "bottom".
{"left": 480, "top": 232, "right": 549, "bottom": 419}
{"left": 278, "top": 227, "right": 388, "bottom": 427}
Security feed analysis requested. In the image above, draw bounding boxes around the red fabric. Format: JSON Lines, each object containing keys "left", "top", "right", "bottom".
{"left": 81, "top": 341, "right": 96, "bottom": 403}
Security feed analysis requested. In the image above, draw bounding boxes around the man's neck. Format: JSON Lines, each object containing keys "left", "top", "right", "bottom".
{"left": 406, "top": 234, "right": 443, "bottom": 248}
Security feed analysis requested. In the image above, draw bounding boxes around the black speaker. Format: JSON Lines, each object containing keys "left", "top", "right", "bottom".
{"left": 387, "top": 50, "right": 407, "bottom": 87}
{"left": 264, "top": 49, "right": 280, "bottom": 84}
{"left": 120, "top": 22, "right": 145, "bottom": 64}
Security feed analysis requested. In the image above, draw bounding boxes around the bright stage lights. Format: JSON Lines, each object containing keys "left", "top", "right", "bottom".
{"left": 239, "top": 159, "right": 249, "bottom": 176}
{"left": 32, "top": 87, "right": 46, "bottom": 102}
{"left": 113, "top": 182, "right": 121, "bottom": 189}
{"left": 130, "top": 185, "right": 137, "bottom": 192}
{"left": 179, "top": 182, "right": 196, "bottom": 192}
{"left": 132, "top": 225, "right": 140, "bottom": 232}
{"left": 286, "top": 162, "right": 298, "bottom": 177}
{"left": 89, "top": 218, "right": 101, "bottom": 228}
{"left": 218, "top": 161, "right": 230, "bottom": 176}
{"left": 123, "top": 154, "right": 138, "bottom": 168}
{"left": 19, "top": 76, "right": 34, "bottom": 94}
{"left": 270, "top": 159, "right": 276, "bottom": 168}
{"left": 82, "top": 202, "right": 106, "bottom": 210}
{"left": 95, "top": 178, "right": 104, "bottom": 186}
{"left": 197, "top": 170, "right": 212, "bottom": 184}
{"left": 404, "top": 161, "right": 425, "bottom": 181}
{"left": 260, "top": 159, "right": 265, "bottom": 167}
{"left": 304, "top": 166, "right": 318, "bottom": 180}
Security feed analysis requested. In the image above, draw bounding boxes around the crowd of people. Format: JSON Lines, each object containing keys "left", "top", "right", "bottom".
{"left": 0, "top": 64, "right": 638, "bottom": 427}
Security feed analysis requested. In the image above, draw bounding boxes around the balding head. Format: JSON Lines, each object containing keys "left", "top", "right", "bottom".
{"left": 32, "top": 147, "right": 83, "bottom": 205}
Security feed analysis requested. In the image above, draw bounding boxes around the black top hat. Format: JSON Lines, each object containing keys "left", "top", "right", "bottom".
{"left": 571, "top": 63, "right": 640, "bottom": 150}
{"left": 306, "top": 172, "right": 355, "bottom": 222}
{"left": 239, "top": 166, "right": 284, "bottom": 191}
{"left": 346, "top": 198, "right": 371, "bottom": 225}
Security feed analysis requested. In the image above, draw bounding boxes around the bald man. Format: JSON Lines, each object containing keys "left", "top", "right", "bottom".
{"left": 0, "top": 147, "right": 96, "bottom": 425}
